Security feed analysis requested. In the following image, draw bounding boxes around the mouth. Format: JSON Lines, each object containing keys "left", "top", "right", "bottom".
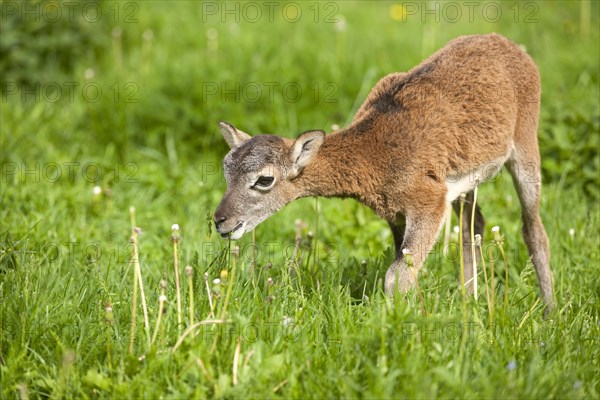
{"left": 220, "top": 222, "right": 245, "bottom": 240}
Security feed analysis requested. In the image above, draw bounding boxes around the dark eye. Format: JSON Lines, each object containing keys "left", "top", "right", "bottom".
{"left": 253, "top": 176, "right": 275, "bottom": 189}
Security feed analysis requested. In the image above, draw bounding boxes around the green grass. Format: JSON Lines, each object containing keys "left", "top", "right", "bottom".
{"left": 1, "top": 1, "right": 599, "bottom": 398}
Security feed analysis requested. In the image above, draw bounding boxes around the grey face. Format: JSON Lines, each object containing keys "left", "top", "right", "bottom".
{"left": 214, "top": 122, "right": 325, "bottom": 240}
{"left": 214, "top": 135, "right": 292, "bottom": 239}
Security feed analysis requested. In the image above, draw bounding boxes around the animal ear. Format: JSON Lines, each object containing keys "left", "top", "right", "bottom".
{"left": 290, "top": 130, "right": 325, "bottom": 177}
{"left": 218, "top": 121, "right": 251, "bottom": 148}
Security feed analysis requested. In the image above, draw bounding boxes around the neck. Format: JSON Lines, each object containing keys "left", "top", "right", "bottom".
{"left": 295, "top": 126, "right": 375, "bottom": 200}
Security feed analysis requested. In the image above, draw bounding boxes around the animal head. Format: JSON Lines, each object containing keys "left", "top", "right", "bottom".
{"left": 214, "top": 122, "right": 324, "bottom": 239}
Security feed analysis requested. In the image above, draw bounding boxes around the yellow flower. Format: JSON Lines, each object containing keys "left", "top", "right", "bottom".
{"left": 390, "top": 4, "right": 406, "bottom": 21}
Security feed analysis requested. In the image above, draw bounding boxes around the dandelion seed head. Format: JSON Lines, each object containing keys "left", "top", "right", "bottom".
{"left": 159, "top": 294, "right": 167, "bottom": 302}
{"left": 171, "top": 224, "right": 180, "bottom": 231}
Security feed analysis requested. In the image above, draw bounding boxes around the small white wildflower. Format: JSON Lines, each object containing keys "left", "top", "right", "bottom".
{"left": 283, "top": 316, "right": 292, "bottom": 327}
{"left": 492, "top": 226, "right": 502, "bottom": 242}
{"left": 569, "top": 228, "right": 575, "bottom": 237}
{"left": 206, "top": 28, "right": 218, "bottom": 41}
{"left": 92, "top": 186, "right": 102, "bottom": 195}
{"left": 212, "top": 278, "right": 221, "bottom": 285}
{"left": 331, "top": 124, "right": 340, "bottom": 131}
{"left": 142, "top": 29, "right": 154, "bottom": 41}
{"left": 159, "top": 295, "right": 167, "bottom": 302}
{"left": 453, "top": 225, "right": 460, "bottom": 234}
{"left": 112, "top": 27, "right": 122, "bottom": 38}
{"left": 171, "top": 224, "right": 180, "bottom": 231}
{"left": 84, "top": 68, "right": 95, "bottom": 80}
{"left": 335, "top": 16, "right": 346, "bottom": 32}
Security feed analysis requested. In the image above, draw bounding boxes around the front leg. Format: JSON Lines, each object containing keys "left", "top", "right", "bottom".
{"left": 385, "top": 204, "right": 447, "bottom": 295}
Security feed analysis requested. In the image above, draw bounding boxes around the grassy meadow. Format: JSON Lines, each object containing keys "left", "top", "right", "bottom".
{"left": 1, "top": 1, "right": 599, "bottom": 398}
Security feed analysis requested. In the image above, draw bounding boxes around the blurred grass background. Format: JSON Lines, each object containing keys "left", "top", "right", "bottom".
{"left": 1, "top": 0, "right": 599, "bottom": 398}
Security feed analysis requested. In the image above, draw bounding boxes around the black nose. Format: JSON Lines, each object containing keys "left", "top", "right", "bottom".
{"left": 214, "top": 214, "right": 227, "bottom": 229}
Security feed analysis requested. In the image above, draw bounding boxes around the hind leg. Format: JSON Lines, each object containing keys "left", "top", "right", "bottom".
{"left": 452, "top": 190, "right": 486, "bottom": 295}
{"left": 506, "top": 150, "right": 554, "bottom": 315}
